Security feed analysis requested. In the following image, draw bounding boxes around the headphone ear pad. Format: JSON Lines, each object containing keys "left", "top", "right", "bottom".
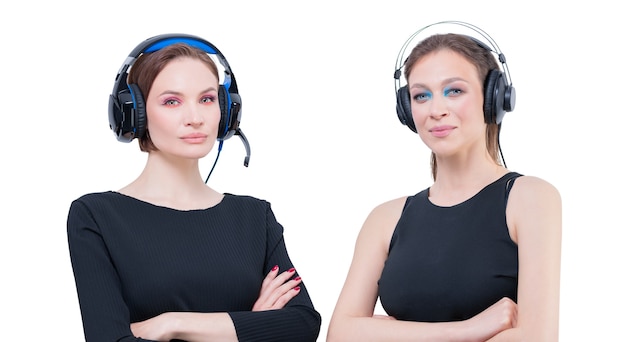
{"left": 218, "top": 86, "right": 229, "bottom": 139}
{"left": 483, "top": 70, "right": 506, "bottom": 125}
{"left": 128, "top": 83, "right": 147, "bottom": 139}
{"left": 396, "top": 85, "right": 417, "bottom": 133}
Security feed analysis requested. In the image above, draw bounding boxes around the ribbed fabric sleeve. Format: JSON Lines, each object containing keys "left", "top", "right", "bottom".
{"left": 67, "top": 192, "right": 321, "bottom": 342}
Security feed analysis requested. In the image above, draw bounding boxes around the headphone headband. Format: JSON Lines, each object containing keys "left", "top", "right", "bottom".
{"left": 109, "top": 33, "right": 242, "bottom": 143}
{"left": 393, "top": 21, "right": 516, "bottom": 130}
{"left": 394, "top": 21, "right": 513, "bottom": 96}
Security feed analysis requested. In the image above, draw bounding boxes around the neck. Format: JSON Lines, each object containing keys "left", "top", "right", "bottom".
{"left": 429, "top": 151, "right": 507, "bottom": 205}
{"left": 119, "top": 151, "right": 221, "bottom": 209}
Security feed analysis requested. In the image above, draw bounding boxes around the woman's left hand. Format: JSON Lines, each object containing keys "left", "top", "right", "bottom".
{"left": 252, "top": 265, "right": 302, "bottom": 311}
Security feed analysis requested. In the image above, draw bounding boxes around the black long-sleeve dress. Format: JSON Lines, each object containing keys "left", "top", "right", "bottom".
{"left": 67, "top": 191, "right": 321, "bottom": 342}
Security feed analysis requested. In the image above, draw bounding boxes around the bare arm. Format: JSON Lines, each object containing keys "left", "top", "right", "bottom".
{"left": 487, "top": 176, "right": 562, "bottom": 341}
{"left": 327, "top": 197, "right": 516, "bottom": 342}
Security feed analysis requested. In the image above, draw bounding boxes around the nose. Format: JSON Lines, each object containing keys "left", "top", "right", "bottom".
{"left": 184, "top": 103, "right": 204, "bottom": 127}
{"left": 429, "top": 93, "right": 448, "bottom": 120}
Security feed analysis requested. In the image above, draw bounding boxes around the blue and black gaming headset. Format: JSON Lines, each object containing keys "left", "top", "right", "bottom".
{"left": 108, "top": 33, "right": 250, "bottom": 167}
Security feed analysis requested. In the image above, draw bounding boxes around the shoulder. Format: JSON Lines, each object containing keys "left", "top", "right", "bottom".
{"left": 222, "top": 193, "right": 279, "bottom": 221}
{"left": 357, "top": 196, "right": 410, "bottom": 247}
{"left": 367, "top": 196, "right": 409, "bottom": 223}
{"left": 69, "top": 191, "right": 118, "bottom": 210}
{"left": 224, "top": 193, "right": 270, "bottom": 209}
{"left": 73, "top": 190, "right": 118, "bottom": 201}
{"left": 509, "top": 175, "right": 561, "bottom": 207}
{"left": 67, "top": 192, "right": 118, "bottom": 234}
{"left": 507, "top": 175, "right": 562, "bottom": 242}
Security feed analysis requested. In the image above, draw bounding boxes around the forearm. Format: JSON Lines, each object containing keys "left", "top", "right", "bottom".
{"left": 327, "top": 316, "right": 474, "bottom": 342}
{"left": 485, "top": 327, "right": 519, "bottom": 341}
{"left": 229, "top": 305, "right": 321, "bottom": 342}
{"left": 167, "top": 312, "right": 238, "bottom": 342}
{"left": 486, "top": 327, "right": 559, "bottom": 342}
{"left": 155, "top": 306, "right": 320, "bottom": 342}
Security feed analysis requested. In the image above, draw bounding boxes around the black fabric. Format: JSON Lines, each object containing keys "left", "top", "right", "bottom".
{"left": 378, "top": 172, "right": 521, "bottom": 322}
{"left": 67, "top": 192, "right": 321, "bottom": 342}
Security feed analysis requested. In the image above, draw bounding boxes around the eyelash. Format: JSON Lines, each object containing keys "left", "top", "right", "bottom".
{"left": 413, "top": 88, "right": 464, "bottom": 103}
{"left": 444, "top": 88, "right": 463, "bottom": 97}
{"left": 162, "top": 96, "right": 216, "bottom": 106}
{"left": 413, "top": 92, "right": 432, "bottom": 103}
{"left": 200, "top": 96, "right": 216, "bottom": 103}
{"left": 163, "top": 98, "right": 180, "bottom": 106}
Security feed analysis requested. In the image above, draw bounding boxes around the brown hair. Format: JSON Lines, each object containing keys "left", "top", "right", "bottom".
{"left": 403, "top": 33, "right": 502, "bottom": 180}
{"left": 127, "top": 43, "right": 220, "bottom": 152}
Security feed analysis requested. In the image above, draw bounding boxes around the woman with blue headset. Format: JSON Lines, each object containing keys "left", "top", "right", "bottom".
{"left": 67, "top": 35, "right": 321, "bottom": 342}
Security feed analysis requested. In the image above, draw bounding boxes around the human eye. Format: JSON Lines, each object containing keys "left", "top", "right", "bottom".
{"left": 200, "top": 95, "right": 216, "bottom": 104}
{"left": 413, "top": 91, "right": 432, "bottom": 104}
{"left": 162, "top": 98, "right": 180, "bottom": 106}
{"left": 443, "top": 87, "right": 463, "bottom": 97}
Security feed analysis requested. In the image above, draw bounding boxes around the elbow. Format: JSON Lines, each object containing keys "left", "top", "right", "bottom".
{"left": 326, "top": 330, "right": 339, "bottom": 342}
{"left": 326, "top": 319, "right": 347, "bottom": 342}
{"left": 327, "top": 329, "right": 353, "bottom": 342}
{"left": 300, "top": 307, "right": 323, "bottom": 341}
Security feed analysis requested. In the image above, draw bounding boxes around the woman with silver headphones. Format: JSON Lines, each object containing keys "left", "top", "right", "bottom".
{"left": 327, "top": 21, "right": 561, "bottom": 341}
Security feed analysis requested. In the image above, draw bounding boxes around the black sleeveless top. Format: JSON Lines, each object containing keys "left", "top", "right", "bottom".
{"left": 378, "top": 172, "right": 521, "bottom": 322}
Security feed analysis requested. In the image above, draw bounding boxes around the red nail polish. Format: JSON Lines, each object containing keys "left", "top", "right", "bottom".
{"left": 272, "top": 265, "right": 278, "bottom": 271}
{"left": 288, "top": 267, "right": 295, "bottom": 273}
{"left": 294, "top": 286, "right": 301, "bottom": 291}
{"left": 294, "top": 276, "right": 301, "bottom": 281}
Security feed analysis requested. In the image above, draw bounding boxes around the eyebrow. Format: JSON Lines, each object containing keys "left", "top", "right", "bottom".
{"left": 409, "top": 77, "right": 468, "bottom": 90}
{"left": 157, "top": 86, "right": 218, "bottom": 97}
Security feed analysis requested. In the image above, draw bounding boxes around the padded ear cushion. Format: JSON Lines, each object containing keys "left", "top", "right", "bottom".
{"left": 108, "top": 93, "right": 124, "bottom": 140}
{"left": 217, "top": 86, "right": 229, "bottom": 139}
{"left": 128, "top": 83, "right": 147, "bottom": 139}
{"left": 483, "top": 70, "right": 505, "bottom": 124}
{"left": 396, "top": 85, "right": 417, "bottom": 133}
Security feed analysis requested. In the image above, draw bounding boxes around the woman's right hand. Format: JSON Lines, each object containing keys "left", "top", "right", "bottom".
{"left": 252, "top": 265, "right": 302, "bottom": 311}
{"left": 465, "top": 297, "right": 517, "bottom": 341}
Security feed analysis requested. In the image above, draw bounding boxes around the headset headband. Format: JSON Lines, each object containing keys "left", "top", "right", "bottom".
{"left": 112, "top": 34, "right": 239, "bottom": 110}
{"left": 393, "top": 21, "right": 514, "bottom": 94}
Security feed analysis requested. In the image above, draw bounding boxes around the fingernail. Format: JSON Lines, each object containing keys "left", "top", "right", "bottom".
{"left": 272, "top": 265, "right": 278, "bottom": 271}
{"left": 294, "top": 286, "right": 301, "bottom": 291}
{"left": 288, "top": 267, "right": 295, "bottom": 273}
{"left": 294, "top": 276, "right": 301, "bottom": 281}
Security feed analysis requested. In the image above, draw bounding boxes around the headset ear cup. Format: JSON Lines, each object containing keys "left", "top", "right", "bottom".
{"left": 483, "top": 70, "right": 506, "bottom": 125}
{"left": 228, "top": 92, "right": 242, "bottom": 133}
{"left": 108, "top": 93, "right": 124, "bottom": 140}
{"left": 217, "top": 86, "right": 242, "bottom": 140}
{"left": 127, "top": 83, "right": 147, "bottom": 140}
{"left": 396, "top": 85, "right": 417, "bottom": 133}
{"left": 218, "top": 86, "right": 229, "bottom": 139}
{"left": 504, "top": 84, "right": 516, "bottom": 113}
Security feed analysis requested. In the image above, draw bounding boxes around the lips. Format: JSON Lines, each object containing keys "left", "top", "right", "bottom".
{"left": 429, "top": 125, "right": 455, "bottom": 138}
{"left": 180, "top": 133, "right": 208, "bottom": 143}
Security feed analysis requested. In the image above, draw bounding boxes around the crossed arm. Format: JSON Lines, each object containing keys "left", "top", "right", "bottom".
{"left": 130, "top": 266, "right": 303, "bottom": 341}
{"left": 327, "top": 176, "right": 561, "bottom": 342}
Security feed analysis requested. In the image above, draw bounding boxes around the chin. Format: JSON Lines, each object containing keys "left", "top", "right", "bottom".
{"left": 158, "top": 143, "right": 215, "bottom": 160}
{"left": 183, "top": 147, "right": 215, "bottom": 160}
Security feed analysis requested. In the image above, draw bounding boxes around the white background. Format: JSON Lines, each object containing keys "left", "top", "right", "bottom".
{"left": 1, "top": 1, "right": 623, "bottom": 340}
